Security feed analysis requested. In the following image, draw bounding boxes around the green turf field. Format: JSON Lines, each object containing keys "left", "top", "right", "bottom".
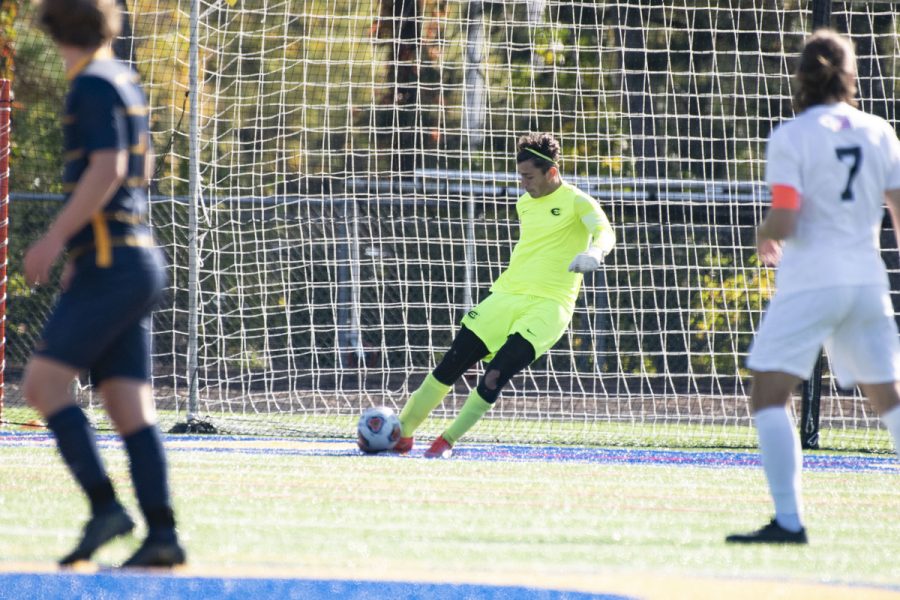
{"left": 0, "top": 435, "right": 897, "bottom": 596}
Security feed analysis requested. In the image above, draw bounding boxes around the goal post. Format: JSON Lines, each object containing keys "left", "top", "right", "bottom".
{"left": 100, "top": 1, "right": 900, "bottom": 450}
{"left": 5, "top": 2, "right": 900, "bottom": 452}
{"left": 0, "top": 79, "right": 8, "bottom": 421}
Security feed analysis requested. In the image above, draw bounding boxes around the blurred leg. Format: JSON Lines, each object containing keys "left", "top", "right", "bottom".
{"left": 23, "top": 356, "right": 79, "bottom": 417}
{"left": 860, "top": 381, "right": 900, "bottom": 459}
{"left": 101, "top": 379, "right": 177, "bottom": 543}
{"left": 750, "top": 370, "right": 804, "bottom": 532}
{"left": 24, "top": 356, "right": 121, "bottom": 517}
{"left": 750, "top": 371, "right": 803, "bottom": 531}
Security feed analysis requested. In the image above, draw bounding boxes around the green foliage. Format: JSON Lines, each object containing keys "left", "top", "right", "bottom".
{"left": 4, "top": 7, "right": 65, "bottom": 372}
{"left": 5, "top": 200, "right": 63, "bottom": 371}
{"left": 689, "top": 251, "right": 773, "bottom": 375}
{"left": 11, "top": 1, "right": 900, "bottom": 192}
{"left": 9, "top": 5, "right": 65, "bottom": 194}
{"left": 0, "top": 0, "right": 15, "bottom": 80}
{"left": 494, "top": 4, "right": 623, "bottom": 178}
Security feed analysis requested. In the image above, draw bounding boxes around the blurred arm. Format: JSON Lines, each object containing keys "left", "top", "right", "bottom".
{"left": 886, "top": 189, "right": 900, "bottom": 249}
{"left": 755, "top": 185, "right": 800, "bottom": 267}
{"left": 24, "top": 149, "right": 127, "bottom": 285}
{"left": 47, "top": 149, "right": 128, "bottom": 243}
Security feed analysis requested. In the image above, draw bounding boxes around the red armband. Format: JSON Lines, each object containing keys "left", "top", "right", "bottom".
{"left": 770, "top": 185, "right": 801, "bottom": 210}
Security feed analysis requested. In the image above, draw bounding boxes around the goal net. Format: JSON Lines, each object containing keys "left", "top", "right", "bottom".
{"left": 7, "top": 1, "right": 900, "bottom": 450}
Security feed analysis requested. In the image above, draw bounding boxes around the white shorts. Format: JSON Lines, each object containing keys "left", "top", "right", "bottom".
{"left": 747, "top": 285, "right": 900, "bottom": 387}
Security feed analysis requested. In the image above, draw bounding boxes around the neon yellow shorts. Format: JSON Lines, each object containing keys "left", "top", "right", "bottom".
{"left": 460, "top": 292, "right": 574, "bottom": 359}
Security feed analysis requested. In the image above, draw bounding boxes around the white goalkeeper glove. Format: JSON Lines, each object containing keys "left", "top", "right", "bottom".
{"left": 567, "top": 247, "right": 608, "bottom": 273}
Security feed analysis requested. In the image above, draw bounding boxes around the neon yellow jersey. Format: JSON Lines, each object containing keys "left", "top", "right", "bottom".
{"left": 490, "top": 181, "right": 614, "bottom": 309}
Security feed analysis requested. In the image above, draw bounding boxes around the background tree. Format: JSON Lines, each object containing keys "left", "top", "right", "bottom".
{"left": 0, "top": 0, "right": 15, "bottom": 81}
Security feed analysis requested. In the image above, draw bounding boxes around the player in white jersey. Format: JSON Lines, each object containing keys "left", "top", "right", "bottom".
{"left": 727, "top": 29, "right": 900, "bottom": 544}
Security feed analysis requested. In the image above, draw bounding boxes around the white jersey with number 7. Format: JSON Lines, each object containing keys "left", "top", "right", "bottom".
{"left": 765, "top": 101, "right": 900, "bottom": 294}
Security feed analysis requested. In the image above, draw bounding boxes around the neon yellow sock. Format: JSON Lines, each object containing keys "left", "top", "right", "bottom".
{"left": 398, "top": 373, "right": 452, "bottom": 437}
{"left": 443, "top": 390, "right": 492, "bottom": 445}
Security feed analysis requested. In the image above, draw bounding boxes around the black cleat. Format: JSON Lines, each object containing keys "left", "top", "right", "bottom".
{"left": 726, "top": 518, "right": 808, "bottom": 544}
{"left": 121, "top": 537, "right": 187, "bottom": 568}
{"left": 59, "top": 507, "right": 136, "bottom": 566}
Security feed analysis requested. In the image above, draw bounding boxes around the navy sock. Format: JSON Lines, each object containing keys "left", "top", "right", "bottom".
{"left": 123, "top": 426, "right": 177, "bottom": 540}
{"left": 46, "top": 405, "right": 119, "bottom": 516}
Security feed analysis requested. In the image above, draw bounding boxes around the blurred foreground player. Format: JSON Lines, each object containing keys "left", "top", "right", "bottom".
{"left": 727, "top": 29, "right": 900, "bottom": 544}
{"left": 23, "top": 0, "right": 185, "bottom": 567}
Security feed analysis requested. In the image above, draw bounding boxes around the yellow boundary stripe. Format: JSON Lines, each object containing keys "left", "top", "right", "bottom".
{"left": 163, "top": 439, "right": 350, "bottom": 451}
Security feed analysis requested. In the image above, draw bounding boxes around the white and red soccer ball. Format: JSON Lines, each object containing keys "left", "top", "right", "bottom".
{"left": 356, "top": 406, "right": 401, "bottom": 453}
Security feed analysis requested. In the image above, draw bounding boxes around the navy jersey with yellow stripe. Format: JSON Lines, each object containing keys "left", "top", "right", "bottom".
{"left": 62, "top": 50, "right": 151, "bottom": 260}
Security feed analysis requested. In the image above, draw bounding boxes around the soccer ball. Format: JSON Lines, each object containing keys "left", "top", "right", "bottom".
{"left": 357, "top": 406, "right": 402, "bottom": 453}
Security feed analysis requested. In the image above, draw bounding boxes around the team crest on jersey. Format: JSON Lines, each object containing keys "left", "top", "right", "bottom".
{"left": 819, "top": 114, "right": 851, "bottom": 132}
{"left": 551, "top": 208, "right": 561, "bottom": 216}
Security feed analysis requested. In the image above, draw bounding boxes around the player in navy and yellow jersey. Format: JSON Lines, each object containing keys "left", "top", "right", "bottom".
{"left": 22, "top": 0, "right": 185, "bottom": 567}
{"left": 395, "top": 133, "right": 615, "bottom": 458}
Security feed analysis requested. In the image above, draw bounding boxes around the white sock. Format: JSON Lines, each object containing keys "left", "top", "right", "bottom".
{"left": 881, "top": 404, "right": 900, "bottom": 459}
{"left": 754, "top": 405, "right": 803, "bottom": 532}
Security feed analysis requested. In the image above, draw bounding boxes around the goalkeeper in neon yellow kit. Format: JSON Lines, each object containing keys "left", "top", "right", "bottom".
{"left": 395, "top": 132, "right": 616, "bottom": 458}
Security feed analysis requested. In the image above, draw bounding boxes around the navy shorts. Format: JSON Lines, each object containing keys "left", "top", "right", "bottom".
{"left": 36, "top": 246, "right": 167, "bottom": 384}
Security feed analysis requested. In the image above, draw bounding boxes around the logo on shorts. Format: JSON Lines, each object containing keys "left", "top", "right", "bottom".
{"left": 551, "top": 208, "right": 561, "bottom": 216}
{"left": 526, "top": 328, "right": 535, "bottom": 336}
{"left": 467, "top": 310, "right": 479, "bottom": 319}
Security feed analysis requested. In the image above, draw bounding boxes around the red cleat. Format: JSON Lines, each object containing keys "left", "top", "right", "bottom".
{"left": 424, "top": 435, "right": 453, "bottom": 459}
{"left": 393, "top": 436, "right": 414, "bottom": 454}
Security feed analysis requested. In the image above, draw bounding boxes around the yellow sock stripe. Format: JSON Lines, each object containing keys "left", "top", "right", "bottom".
{"left": 91, "top": 213, "right": 113, "bottom": 267}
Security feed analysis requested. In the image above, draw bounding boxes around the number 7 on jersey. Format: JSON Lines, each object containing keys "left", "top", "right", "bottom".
{"left": 835, "top": 146, "right": 862, "bottom": 201}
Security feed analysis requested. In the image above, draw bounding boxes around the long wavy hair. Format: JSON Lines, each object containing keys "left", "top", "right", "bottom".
{"left": 793, "top": 29, "right": 858, "bottom": 112}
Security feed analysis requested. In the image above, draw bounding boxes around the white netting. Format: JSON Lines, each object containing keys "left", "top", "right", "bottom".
{"left": 118, "top": 0, "right": 899, "bottom": 448}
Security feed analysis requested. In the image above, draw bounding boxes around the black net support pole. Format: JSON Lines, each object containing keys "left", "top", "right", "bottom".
{"left": 800, "top": 357, "right": 823, "bottom": 449}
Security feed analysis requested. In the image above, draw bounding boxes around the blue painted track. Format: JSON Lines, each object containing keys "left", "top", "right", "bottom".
{"left": 0, "top": 572, "right": 630, "bottom": 600}
{"left": 1, "top": 431, "right": 897, "bottom": 473}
